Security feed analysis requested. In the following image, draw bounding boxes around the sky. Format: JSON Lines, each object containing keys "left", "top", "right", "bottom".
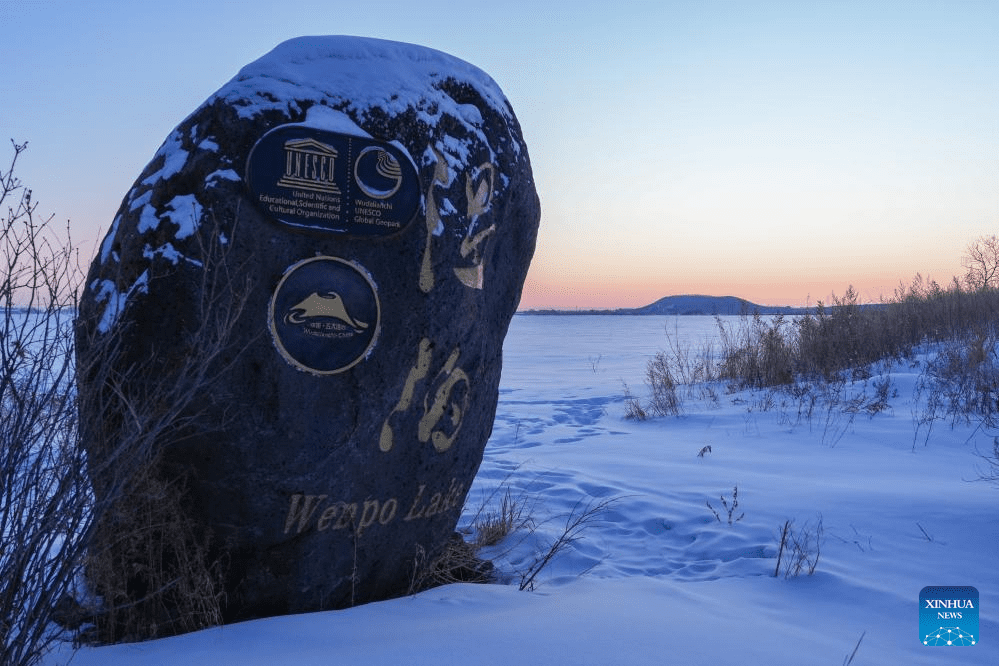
{"left": 1, "top": 0, "right": 996, "bottom": 310}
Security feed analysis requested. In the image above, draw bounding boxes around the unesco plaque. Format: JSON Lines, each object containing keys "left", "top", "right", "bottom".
{"left": 246, "top": 125, "right": 420, "bottom": 236}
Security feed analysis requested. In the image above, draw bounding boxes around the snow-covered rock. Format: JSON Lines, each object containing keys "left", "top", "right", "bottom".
{"left": 76, "top": 35, "right": 540, "bottom": 632}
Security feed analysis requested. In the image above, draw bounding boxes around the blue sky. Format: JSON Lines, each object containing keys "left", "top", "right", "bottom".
{"left": 2, "top": 0, "right": 996, "bottom": 308}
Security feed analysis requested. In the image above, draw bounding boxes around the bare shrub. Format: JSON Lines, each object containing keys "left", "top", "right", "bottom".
{"left": 658, "top": 321, "right": 718, "bottom": 390}
{"left": 0, "top": 140, "right": 91, "bottom": 666}
{"left": 962, "top": 234, "right": 999, "bottom": 291}
{"left": 0, "top": 142, "right": 92, "bottom": 666}
{"left": 977, "top": 437, "right": 999, "bottom": 487}
{"left": 706, "top": 486, "right": 744, "bottom": 525}
{"left": 588, "top": 354, "right": 601, "bottom": 373}
{"left": 913, "top": 328, "right": 999, "bottom": 443}
{"left": 774, "top": 516, "right": 823, "bottom": 578}
{"left": 819, "top": 382, "right": 859, "bottom": 447}
{"left": 76, "top": 209, "right": 253, "bottom": 643}
{"left": 518, "top": 497, "right": 615, "bottom": 591}
{"left": 631, "top": 323, "right": 724, "bottom": 419}
{"left": 863, "top": 375, "right": 894, "bottom": 416}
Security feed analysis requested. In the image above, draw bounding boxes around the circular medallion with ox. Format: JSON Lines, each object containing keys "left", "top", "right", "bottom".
{"left": 269, "top": 256, "right": 380, "bottom": 375}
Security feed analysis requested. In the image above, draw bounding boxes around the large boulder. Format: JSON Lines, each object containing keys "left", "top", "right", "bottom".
{"left": 76, "top": 36, "right": 539, "bottom": 627}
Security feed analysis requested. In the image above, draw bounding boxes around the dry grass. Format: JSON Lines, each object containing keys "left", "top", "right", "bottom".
{"left": 645, "top": 351, "right": 684, "bottom": 416}
{"left": 408, "top": 536, "right": 494, "bottom": 593}
{"left": 473, "top": 488, "right": 532, "bottom": 549}
{"left": 622, "top": 382, "right": 648, "bottom": 421}
{"left": 83, "top": 465, "right": 226, "bottom": 643}
{"left": 630, "top": 275, "right": 999, "bottom": 439}
{"left": 407, "top": 479, "right": 616, "bottom": 597}
{"left": 717, "top": 281, "right": 999, "bottom": 391}
{"left": 408, "top": 484, "right": 532, "bottom": 594}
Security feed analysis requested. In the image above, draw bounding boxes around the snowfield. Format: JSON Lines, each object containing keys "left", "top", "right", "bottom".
{"left": 46, "top": 315, "right": 996, "bottom": 665}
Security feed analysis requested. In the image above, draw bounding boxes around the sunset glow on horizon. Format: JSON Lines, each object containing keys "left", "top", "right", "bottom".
{"left": 2, "top": 1, "right": 996, "bottom": 311}
{"left": 518, "top": 265, "right": 971, "bottom": 312}
{"left": 518, "top": 232, "right": 975, "bottom": 310}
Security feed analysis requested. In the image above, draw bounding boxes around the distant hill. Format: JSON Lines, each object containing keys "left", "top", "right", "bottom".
{"left": 627, "top": 295, "right": 808, "bottom": 316}
{"left": 521, "top": 295, "right": 810, "bottom": 316}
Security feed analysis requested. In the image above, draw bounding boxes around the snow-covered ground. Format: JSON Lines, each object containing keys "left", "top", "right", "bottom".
{"left": 46, "top": 315, "right": 997, "bottom": 665}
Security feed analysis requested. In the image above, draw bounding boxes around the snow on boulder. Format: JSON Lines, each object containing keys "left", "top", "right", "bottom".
{"left": 75, "top": 35, "right": 540, "bottom": 633}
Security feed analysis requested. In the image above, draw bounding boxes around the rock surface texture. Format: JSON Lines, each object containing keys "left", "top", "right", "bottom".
{"left": 76, "top": 36, "right": 540, "bottom": 625}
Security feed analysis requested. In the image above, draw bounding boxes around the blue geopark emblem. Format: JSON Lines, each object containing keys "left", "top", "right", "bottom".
{"left": 269, "top": 256, "right": 380, "bottom": 375}
{"left": 246, "top": 125, "right": 420, "bottom": 236}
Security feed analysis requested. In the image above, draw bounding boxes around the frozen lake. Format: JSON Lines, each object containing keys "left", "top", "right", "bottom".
{"left": 501, "top": 314, "right": 729, "bottom": 392}
{"left": 49, "top": 313, "right": 997, "bottom": 665}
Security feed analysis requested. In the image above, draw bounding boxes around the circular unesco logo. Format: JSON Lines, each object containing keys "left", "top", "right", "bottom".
{"left": 269, "top": 257, "right": 380, "bottom": 375}
{"left": 354, "top": 146, "right": 404, "bottom": 199}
